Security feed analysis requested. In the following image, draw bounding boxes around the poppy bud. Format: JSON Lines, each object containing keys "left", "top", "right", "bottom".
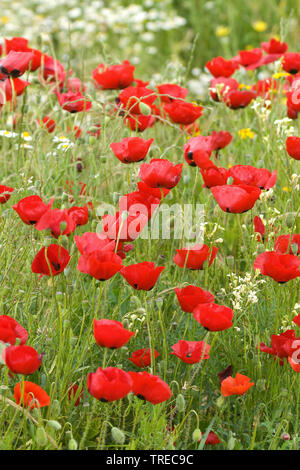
{"left": 281, "top": 433, "right": 290, "bottom": 441}
{"left": 35, "top": 426, "right": 47, "bottom": 447}
{"left": 139, "top": 102, "right": 151, "bottom": 115}
{"left": 47, "top": 420, "right": 62, "bottom": 431}
{"left": 192, "top": 428, "right": 202, "bottom": 442}
{"left": 68, "top": 438, "right": 78, "bottom": 450}
{"left": 228, "top": 432, "right": 236, "bottom": 450}
{"left": 88, "top": 136, "right": 96, "bottom": 145}
{"left": 176, "top": 394, "right": 186, "bottom": 413}
{"left": 216, "top": 396, "right": 225, "bottom": 408}
{"left": 111, "top": 427, "right": 125, "bottom": 445}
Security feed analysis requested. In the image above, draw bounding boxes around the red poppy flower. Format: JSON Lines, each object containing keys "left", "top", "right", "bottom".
{"left": 0, "top": 185, "right": 14, "bottom": 204}
{"left": 92, "top": 61, "right": 135, "bottom": 89}
{"left": 4, "top": 37, "right": 29, "bottom": 53}
{"left": 128, "top": 371, "right": 172, "bottom": 404}
{"left": 259, "top": 330, "right": 300, "bottom": 365}
{"left": 14, "top": 381, "right": 50, "bottom": 409}
{"left": 164, "top": 100, "right": 203, "bottom": 125}
{"left": 41, "top": 54, "right": 66, "bottom": 86}
{"left": 201, "top": 167, "right": 229, "bottom": 188}
{"left": 26, "top": 48, "right": 43, "bottom": 71}
{"left": 119, "top": 86, "right": 157, "bottom": 114}
{"left": 286, "top": 136, "right": 300, "bottom": 160}
{"left": 120, "top": 262, "right": 164, "bottom": 290}
{"left": 35, "top": 208, "right": 76, "bottom": 237}
{"left": 211, "top": 184, "right": 261, "bottom": 213}
{"left": 78, "top": 250, "right": 123, "bottom": 281}
{"left": 68, "top": 383, "right": 83, "bottom": 406}
{"left": 75, "top": 232, "right": 115, "bottom": 255}
{"left": 3, "top": 345, "right": 42, "bottom": 375}
{"left": 228, "top": 165, "right": 277, "bottom": 190}
{"left": 261, "top": 38, "right": 288, "bottom": 55}
{"left": 288, "top": 356, "right": 300, "bottom": 372}
{"left": 252, "top": 78, "right": 278, "bottom": 99}
{"left": 31, "top": 244, "right": 70, "bottom": 278}
{"left": 157, "top": 83, "right": 188, "bottom": 103}
{"left": 209, "top": 77, "right": 239, "bottom": 101}
{"left": 119, "top": 188, "right": 160, "bottom": 220}
{"left": 171, "top": 340, "right": 210, "bottom": 364}
{"left": 200, "top": 431, "right": 221, "bottom": 445}
{"left": 57, "top": 91, "right": 92, "bottom": 113}
{"left": 128, "top": 348, "right": 159, "bottom": 368}
{"left": 193, "top": 302, "right": 233, "bottom": 331}
{"left": 293, "top": 315, "right": 300, "bottom": 327}
{"left": 0, "top": 315, "right": 28, "bottom": 345}
{"left": 139, "top": 159, "right": 183, "bottom": 189}
{"left": 0, "top": 50, "right": 34, "bottom": 77}
{"left": 0, "top": 77, "right": 30, "bottom": 103}
{"left": 66, "top": 76, "right": 86, "bottom": 93}
{"left": 125, "top": 114, "right": 155, "bottom": 132}
{"left": 221, "top": 373, "right": 254, "bottom": 397}
{"left": 282, "top": 53, "right": 300, "bottom": 74}
{"left": 110, "top": 137, "right": 153, "bottom": 164}
{"left": 218, "top": 365, "right": 233, "bottom": 383}
{"left": 40, "top": 115, "right": 56, "bottom": 133}
{"left": 174, "top": 285, "right": 214, "bottom": 312}
{"left": 102, "top": 211, "right": 149, "bottom": 242}
{"left": 206, "top": 56, "right": 239, "bottom": 78}
{"left": 223, "top": 89, "right": 256, "bottom": 109}
{"left": 254, "top": 216, "right": 266, "bottom": 242}
{"left": 237, "top": 48, "right": 263, "bottom": 68}
{"left": 137, "top": 181, "right": 170, "bottom": 200}
{"left": 13, "top": 195, "right": 54, "bottom": 225}
{"left": 174, "top": 244, "right": 218, "bottom": 270}
{"left": 87, "top": 367, "right": 133, "bottom": 402}
{"left": 183, "top": 135, "right": 213, "bottom": 168}
{"left": 274, "top": 234, "right": 300, "bottom": 255}
{"left": 4, "top": 38, "right": 42, "bottom": 71}
{"left": 210, "top": 131, "right": 232, "bottom": 151}
{"left": 67, "top": 205, "right": 89, "bottom": 227}
{"left": 93, "top": 319, "right": 134, "bottom": 349}
{"left": 253, "top": 251, "right": 300, "bottom": 283}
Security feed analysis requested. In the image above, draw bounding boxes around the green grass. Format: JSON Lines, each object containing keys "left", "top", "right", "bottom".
{"left": 0, "top": 0, "right": 299, "bottom": 451}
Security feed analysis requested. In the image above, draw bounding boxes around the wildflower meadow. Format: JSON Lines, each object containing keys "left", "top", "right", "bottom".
{"left": 0, "top": 0, "right": 300, "bottom": 454}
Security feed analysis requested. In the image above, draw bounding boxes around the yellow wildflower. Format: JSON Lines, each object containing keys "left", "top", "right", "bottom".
{"left": 216, "top": 26, "right": 230, "bottom": 37}
{"left": 1, "top": 16, "right": 8, "bottom": 24}
{"left": 239, "top": 83, "right": 252, "bottom": 90}
{"left": 272, "top": 72, "right": 290, "bottom": 79}
{"left": 238, "top": 128, "right": 255, "bottom": 139}
{"left": 252, "top": 21, "right": 268, "bottom": 32}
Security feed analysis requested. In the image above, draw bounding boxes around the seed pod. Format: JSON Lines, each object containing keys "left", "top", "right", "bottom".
{"left": 139, "top": 102, "right": 151, "bottom": 116}
{"left": 47, "top": 420, "right": 62, "bottom": 431}
{"left": 111, "top": 427, "right": 125, "bottom": 445}
{"left": 176, "top": 394, "right": 186, "bottom": 413}
{"left": 68, "top": 438, "right": 78, "bottom": 450}
{"left": 35, "top": 426, "right": 47, "bottom": 447}
{"left": 192, "top": 428, "right": 202, "bottom": 442}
